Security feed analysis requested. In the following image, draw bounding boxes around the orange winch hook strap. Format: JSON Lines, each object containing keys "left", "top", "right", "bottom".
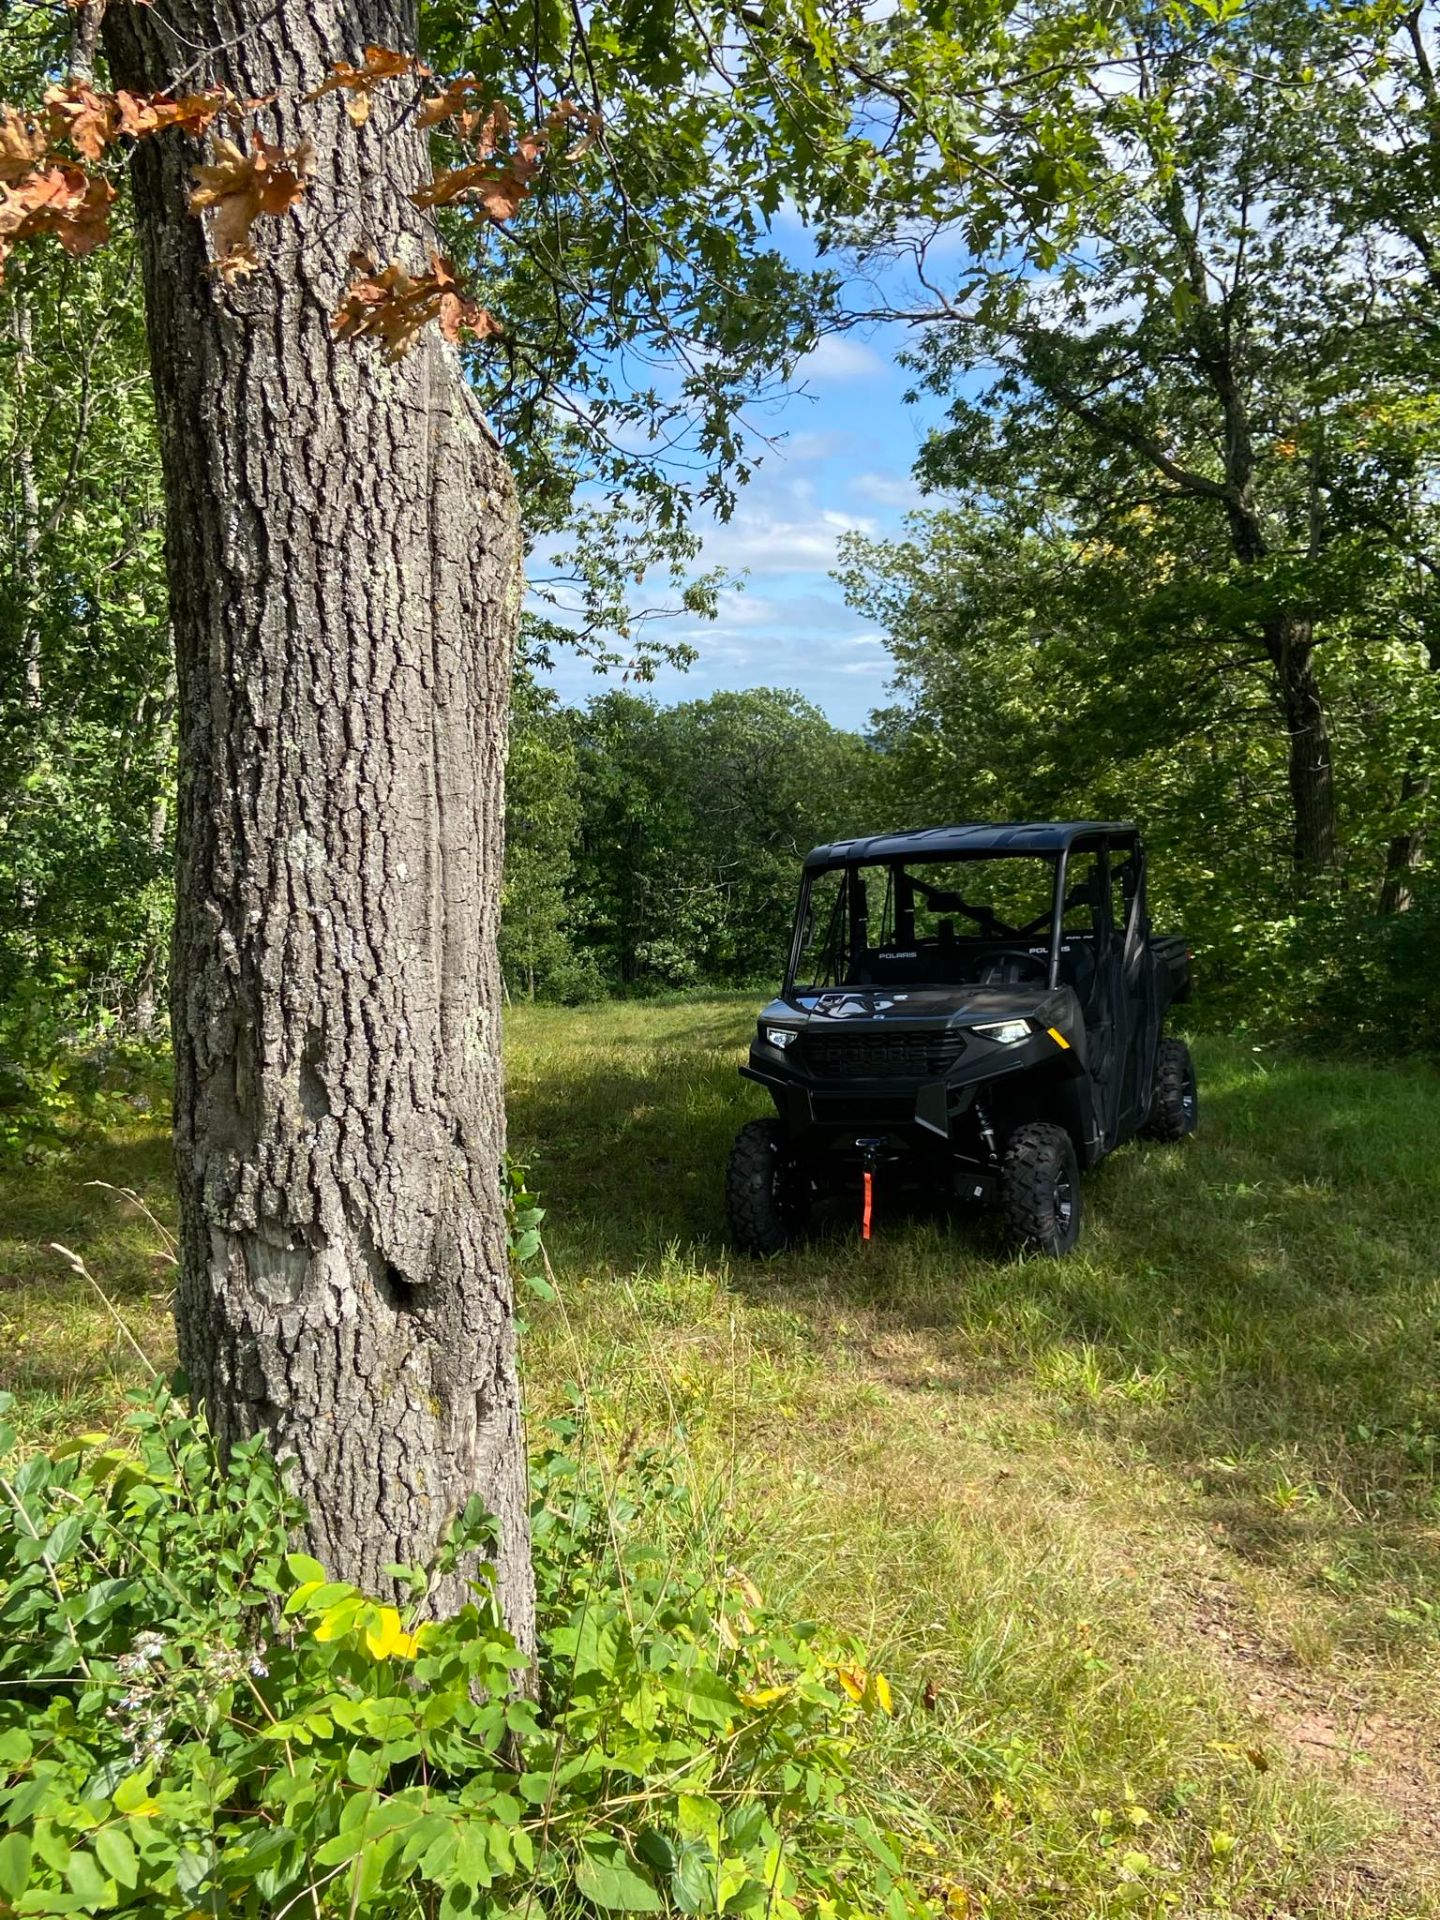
{"left": 862, "top": 1168, "right": 873, "bottom": 1241}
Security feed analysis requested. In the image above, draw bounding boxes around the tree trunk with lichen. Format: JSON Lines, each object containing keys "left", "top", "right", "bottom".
{"left": 103, "top": 0, "right": 533, "bottom": 1646}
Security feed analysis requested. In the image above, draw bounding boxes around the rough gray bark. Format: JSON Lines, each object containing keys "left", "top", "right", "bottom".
{"left": 104, "top": 0, "right": 533, "bottom": 1645}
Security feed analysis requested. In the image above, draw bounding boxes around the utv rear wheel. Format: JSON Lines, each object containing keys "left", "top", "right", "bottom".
{"left": 726, "top": 1118, "right": 809, "bottom": 1257}
{"left": 1002, "top": 1122, "right": 1082, "bottom": 1257}
{"left": 1142, "top": 1037, "right": 1198, "bottom": 1142}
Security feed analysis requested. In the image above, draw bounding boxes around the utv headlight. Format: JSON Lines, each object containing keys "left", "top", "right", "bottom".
{"left": 972, "top": 1019, "right": 1031, "bottom": 1045}
{"left": 764, "top": 1025, "right": 799, "bottom": 1050}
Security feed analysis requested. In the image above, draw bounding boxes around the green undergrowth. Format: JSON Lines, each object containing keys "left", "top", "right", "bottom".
{"left": 0, "top": 1381, "right": 923, "bottom": 1920}
{"left": 4, "top": 995, "right": 1440, "bottom": 1914}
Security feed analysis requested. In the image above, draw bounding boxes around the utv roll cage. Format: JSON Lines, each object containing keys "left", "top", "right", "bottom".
{"left": 788, "top": 820, "right": 1144, "bottom": 997}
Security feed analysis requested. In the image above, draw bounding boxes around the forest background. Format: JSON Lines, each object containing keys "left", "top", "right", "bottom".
{"left": 4, "top": 0, "right": 1440, "bottom": 1160}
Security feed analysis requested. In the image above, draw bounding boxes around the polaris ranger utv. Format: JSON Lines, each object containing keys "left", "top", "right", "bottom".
{"left": 726, "top": 822, "right": 1194, "bottom": 1258}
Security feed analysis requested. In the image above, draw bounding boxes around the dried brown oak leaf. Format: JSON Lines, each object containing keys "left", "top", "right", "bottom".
{"left": 412, "top": 102, "right": 597, "bottom": 219}
{"left": 411, "top": 128, "right": 549, "bottom": 221}
{"left": 116, "top": 87, "right": 246, "bottom": 140}
{"left": 332, "top": 251, "right": 502, "bottom": 362}
{"left": 43, "top": 83, "right": 119, "bottom": 161}
{"left": 0, "top": 164, "right": 114, "bottom": 277}
{"left": 304, "top": 45, "right": 427, "bottom": 127}
{"left": 418, "top": 79, "right": 506, "bottom": 139}
{"left": 0, "top": 111, "right": 49, "bottom": 185}
{"left": 40, "top": 82, "right": 252, "bottom": 161}
{"left": 188, "top": 132, "right": 313, "bottom": 282}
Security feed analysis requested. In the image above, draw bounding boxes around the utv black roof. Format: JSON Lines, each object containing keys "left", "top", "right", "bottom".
{"left": 803, "top": 821, "right": 1138, "bottom": 870}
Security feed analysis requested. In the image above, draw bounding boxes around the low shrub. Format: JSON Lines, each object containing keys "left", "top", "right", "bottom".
{"left": 0, "top": 983, "right": 168, "bottom": 1165}
{"left": 0, "top": 1384, "right": 924, "bottom": 1920}
{"left": 1189, "top": 885, "right": 1440, "bottom": 1058}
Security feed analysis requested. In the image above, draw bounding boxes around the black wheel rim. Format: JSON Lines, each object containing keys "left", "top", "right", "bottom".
{"left": 1182, "top": 1069, "right": 1197, "bottom": 1126}
{"left": 1054, "top": 1175, "right": 1075, "bottom": 1235}
{"left": 771, "top": 1153, "right": 803, "bottom": 1228}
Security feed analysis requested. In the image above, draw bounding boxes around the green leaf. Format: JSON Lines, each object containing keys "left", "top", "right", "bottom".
{"left": 74, "top": 1578, "right": 138, "bottom": 1623}
{"left": 576, "top": 1841, "right": 665, "bottom": 1913}
{"left": 63, "top": 1849, "right": 111, "bottom": 1904}
{"left": 0, "top": 1832, "right": 32, "bottom": 1903}
{"left": 111, "top": 1773, "right": 154, "bottom": 1814}
{"left": 175, "top": 1848, "right": 214, "bottom": 1898}
{"left": 42, "top": 1514, "right": 83, "bottom": 1565}
{"left": 670, "top": 1840, "right": 714, "bottom": 1914}
{"left": 94, "top": 1827, "right": 138, "bottom": 1890}
{"left": 666, "top": 1667, "right": 739, "bottom": 1727}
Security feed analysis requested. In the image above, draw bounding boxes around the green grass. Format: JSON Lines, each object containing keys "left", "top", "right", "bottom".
{"left": 5, "top": 997, "right": 1440, "bottom": 1914}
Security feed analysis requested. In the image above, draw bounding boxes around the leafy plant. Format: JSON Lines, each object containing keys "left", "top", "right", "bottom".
{"left": 0, "top": 1383, "right": 925, "bottom": 1919}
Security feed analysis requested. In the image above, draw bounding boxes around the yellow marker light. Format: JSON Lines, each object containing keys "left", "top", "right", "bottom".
{"left": 1046, "top": 1026, "right": 1071, "bottom": 1050}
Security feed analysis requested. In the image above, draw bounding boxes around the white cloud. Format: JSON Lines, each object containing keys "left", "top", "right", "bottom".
{"left": 850, "top": 470, "right": 925, "bottom": 511}
{"left": 777, "top": 429, "right": 856, "bottom": 463}
{"left": 793, "top": 335, "right": 889, "bottom": 384}
{"left": 699, "top": 508, "right": 878, "bottom": 575}
{"left": 712, "top": 589, "right": 779, "bottom": 629}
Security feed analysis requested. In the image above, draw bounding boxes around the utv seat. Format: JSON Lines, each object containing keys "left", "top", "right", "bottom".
{"left": 1056, "top": 938, "right": 1098, "bottom": 1006}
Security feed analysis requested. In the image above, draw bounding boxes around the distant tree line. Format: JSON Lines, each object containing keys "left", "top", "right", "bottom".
{"left": 502, "top": 654, "right": 1438, "bottom": 1058}
{"left": 6, "top": 0, "right": 1440, "bottom": 1121}
{"left": 500, "top": 681, "right": 875, "bottom": 1001}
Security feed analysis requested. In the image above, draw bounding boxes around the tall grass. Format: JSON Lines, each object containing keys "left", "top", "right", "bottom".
{"left": 3, "top": 996, "right": 1439, "bottom": 1913}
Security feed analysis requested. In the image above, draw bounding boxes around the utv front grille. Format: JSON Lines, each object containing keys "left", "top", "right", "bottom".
{"left": 799, "top": 1029, "right": 966, "bottom": 1081}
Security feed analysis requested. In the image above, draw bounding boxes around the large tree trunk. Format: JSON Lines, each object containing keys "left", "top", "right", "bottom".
{"left": 104, "top": 0, "right": 533, "bottom": 1644}
{"left": 1379, "top": 768, "right": 1431, "bottom": 913}
{"left": 1266, "top": 617, "right": 1337, "bottom": 878}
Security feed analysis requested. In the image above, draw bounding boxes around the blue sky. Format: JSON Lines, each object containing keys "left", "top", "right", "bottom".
{"left": 538, "top": 264, "right": 953, "bottom": 733}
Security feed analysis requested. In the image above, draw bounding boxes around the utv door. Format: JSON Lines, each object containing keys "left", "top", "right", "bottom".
{"left": 1058, "top": 843, "right": 1128, "bottom": 1153}
{"left": 1111, "top": 840, "right": 1158, "bottom": 1138}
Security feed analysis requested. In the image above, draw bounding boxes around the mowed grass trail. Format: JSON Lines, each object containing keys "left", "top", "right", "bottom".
{"left": 4, "top": 996, "right": 1440, "bottom": 1914}
{"left": 510, "top": 998, "right": 1440, "bottom": 1917}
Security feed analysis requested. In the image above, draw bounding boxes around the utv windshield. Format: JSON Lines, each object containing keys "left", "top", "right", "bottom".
{"left": 789, "top": 854, "right": 1071, "bottom": 993}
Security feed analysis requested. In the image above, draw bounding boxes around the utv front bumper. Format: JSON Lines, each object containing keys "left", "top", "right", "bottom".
{"left": 742, "top": 1014, "right": 1081, "bottom": 1151}
{"left": 742, "top": 1059, "right": 964, "bottom": 1143}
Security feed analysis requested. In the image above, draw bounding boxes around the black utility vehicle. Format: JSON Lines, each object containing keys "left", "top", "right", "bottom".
{"left": 726, "top": 821, "right": 1195, "bottom": 1258}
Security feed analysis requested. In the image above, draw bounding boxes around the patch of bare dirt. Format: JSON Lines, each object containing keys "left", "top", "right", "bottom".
{"left": 1178, "top": 1574, "right": 1440, "bottom": 1909}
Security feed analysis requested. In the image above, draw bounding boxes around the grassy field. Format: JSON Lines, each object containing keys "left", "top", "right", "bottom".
{"left": 4, "top": 996, "right": 1440, "bottom": 1915}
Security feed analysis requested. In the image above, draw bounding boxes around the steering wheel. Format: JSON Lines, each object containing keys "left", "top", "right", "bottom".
{"left": 976, "top": 948, "right": 1050, "bottom": 986}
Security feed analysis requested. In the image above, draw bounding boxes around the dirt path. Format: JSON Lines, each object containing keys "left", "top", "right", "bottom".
{"left": 1175, "top": 1571, "right": 1440, "bottom": 1905}
{"left": 849, "top": 1328, "right": 1440, "bottom": 1913}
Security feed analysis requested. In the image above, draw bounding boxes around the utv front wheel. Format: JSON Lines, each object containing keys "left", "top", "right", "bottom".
{"left": 1142, "top": 1037, "right": 1198, "bottom": 1142}
{"left": 1002, "top": 1122, "right": 1082, "bottom": 1257}
{"left": 726, "top": 1118, "right": 808, "bottom": 1257}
